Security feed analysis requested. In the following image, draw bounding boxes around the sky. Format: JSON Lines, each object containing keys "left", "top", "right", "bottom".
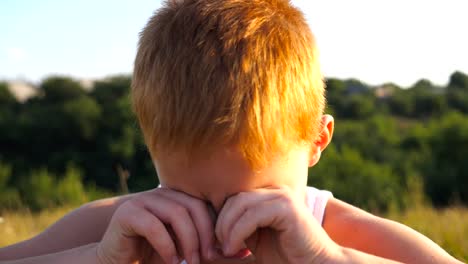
{"left": 1, "top": 0, "right": 468, "bottom": 87}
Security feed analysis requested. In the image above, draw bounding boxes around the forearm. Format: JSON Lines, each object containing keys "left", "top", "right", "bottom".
{"left": 337, "top": 217, "right": 463, "bottom": 263}
{"left": 0, "top": 243, "right": 100, "bottom": 264}
{"left": 0, "top": 193, "right": 138, "bottom": 260}
{"left": 324, "top": 198, "right": 463, "bottom": 264}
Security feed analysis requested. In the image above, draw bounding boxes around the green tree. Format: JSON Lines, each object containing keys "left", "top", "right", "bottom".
{"left": 0, "top": 82, "right": 17, "bottom": 107}
{"left": 0, "top": 83, "right": 20, "bottom": 158}
{"left": 388, "top": 79, "right": 446, "bottom": 118}
{"left": 87, "top": 76, "right": 140, "bottom": 190}
{"left": 448, "top": 71, "right": 468, "bottom": 91}
{"left": 12, "top": 77, "right": 101, "bottom": 177}
{"left": 308, "top": 145, "right": 401, "bottom": 211}
{"left": 446, "top": 71, "right": 468, "bottom": 113}
{"left": 40, "top": 76, "right": 86, "bottom": 103}
{"left": 423, "top": 112, "right": 468, "bottom": 206}
{"left": 325, "top": 78, "right": 346, "bottom": 114}
{"left": 332, "top": 116, "right": 400, "bottom": 163}
{"left": 387, "top": 88, "right": 414, "bottom": 116}
{"left": 62, "top": 96, "right": 101, "bottom": 140}
{"left": 343, "top": 94, "right": 375, "bottom": 119}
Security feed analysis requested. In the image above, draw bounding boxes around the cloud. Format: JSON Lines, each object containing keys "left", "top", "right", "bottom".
{"left": 7, "top": 47, "right": 27, "bottom": 61}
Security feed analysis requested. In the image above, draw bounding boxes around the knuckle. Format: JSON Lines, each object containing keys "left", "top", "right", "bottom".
{"left": 128, "top": 194, "right": 149, "bottom": 208}
{"left": 171, "top": 204, "right": 189, "bottom": 217}
{"left": 243, "top": 208, "right": 256, "bottom": 220}
{"left": 223, "top": 197, "right": 233, "bottom": 209}
{"left": 157, "top": 187, "right": 175, "bottom": 195}
{"left": 278, "top": 193, "right": 295, "bottom": 209}
{"left": 146, "top": 220, "right": 162, "bottom": 238}
{"left": 115, "top": 208, "right": 140, "bottom": 233}
{"left": 115, "top": 210, "right": 132, "bottom": 226}
{"left": 115, "top": 201, "right": 137, "bottom": 220}
{"left": 276, "top": 202, "right": 293, "bottom": 218}
{"left": 189, "top": 198, "right": 206, "bottom": 212}
{"left": 236, "top": 191, "right": 250, "bottom": 203}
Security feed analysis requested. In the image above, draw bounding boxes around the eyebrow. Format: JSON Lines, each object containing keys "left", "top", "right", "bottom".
{"left": 160, "top": 184, "right": 230, "bottom": 215}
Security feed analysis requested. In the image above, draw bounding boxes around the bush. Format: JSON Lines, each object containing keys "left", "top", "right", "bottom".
{"left": 19, "top": 165, "right": 90, "bottom": 211}
{"left": 20, "top": 169, "right": 57, "bottom": 210}
{"left": 0, "top": 162, "right": 22, "bottom": 211}
{"left": 56, "top": 165, "right": 88, "bottom": 206}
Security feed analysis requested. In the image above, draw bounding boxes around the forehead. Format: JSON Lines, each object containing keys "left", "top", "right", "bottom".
{"left": 156, "top": 149, "right": 261, "bottom": 204}
{"left": 154, "top": 147, "right": 308, "bottom": 210}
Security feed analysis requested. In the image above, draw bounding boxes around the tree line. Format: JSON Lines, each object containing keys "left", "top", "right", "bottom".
{"left": 1, "top": 71, "right": 468, "bottom": 212}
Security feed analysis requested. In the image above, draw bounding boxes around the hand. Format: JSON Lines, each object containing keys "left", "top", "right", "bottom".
{"left": 96, "top": 188, "right": 217, "bottom": 264}
{"left": 215, "top": 186, "right": 340, "bottom": 264}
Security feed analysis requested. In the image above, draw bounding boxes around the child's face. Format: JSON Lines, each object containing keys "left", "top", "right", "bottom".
{"left": 155, "top": 115, "right": 334, "bottom": 213}
{"left": 155, "top": 146, "right": 311, "bottom": 213}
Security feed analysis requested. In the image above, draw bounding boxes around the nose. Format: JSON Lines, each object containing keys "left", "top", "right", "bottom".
{"left": 206, "top": 195, "right": 229, "bottom": 219}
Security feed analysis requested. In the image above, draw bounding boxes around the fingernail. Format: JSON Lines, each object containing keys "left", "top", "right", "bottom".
{"left": 223, "top": 244, "right": 231, "bottom": 256}
{"left": 206, "top": 248, "right": 213, "bottom": 260}
{"left": 191, "top": 252, "right": 200, "bottom": 264}
{"left": 172, "top": 256, "right": 180, "bottom": 264}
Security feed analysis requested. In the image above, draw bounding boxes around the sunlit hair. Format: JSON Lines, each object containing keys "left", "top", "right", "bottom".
{"left": 132, "top": 0, "right": 325, "bottom": 168}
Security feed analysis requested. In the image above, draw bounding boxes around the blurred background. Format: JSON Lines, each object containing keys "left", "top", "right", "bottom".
{"left": 1, "top": 0, "right": 467, "bottom": 260}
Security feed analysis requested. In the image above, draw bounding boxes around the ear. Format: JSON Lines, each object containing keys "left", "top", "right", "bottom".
{"left": 308, "top": 115, "right": 334, "bottom": 167}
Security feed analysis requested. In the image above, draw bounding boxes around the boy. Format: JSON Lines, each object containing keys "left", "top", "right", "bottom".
{"left": 0, "top": 0, "right": 463, "bottom": 263}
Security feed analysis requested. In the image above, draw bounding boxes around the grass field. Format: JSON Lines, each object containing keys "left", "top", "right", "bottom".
{"left": 1, "top": 205, "right": 467, "bottom": 262}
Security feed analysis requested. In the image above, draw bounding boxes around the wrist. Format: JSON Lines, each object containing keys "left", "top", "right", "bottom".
{"left": 323, "top": 246, "right": 346, "bottom": 264}
{"left": 78, "top": 242, "right": 104, "bottom": 264}
{"left": 95, "top": 242, "right": 112, "bottom": 264}
{"left": 322, "top": 246, "right": 404, "bottom": 264}
{"left": 306, "top": 242, "right": 345, "bottom": 264}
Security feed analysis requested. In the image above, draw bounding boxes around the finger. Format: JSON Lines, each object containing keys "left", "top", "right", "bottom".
{"left": 224, "top": 198, "right": 292, "bottom": 256}
{"left": 140, "top": 195, "right": 200, "bottom": 264}
{"left": 216, "top": 190, "right": 279, "bottom": 246}
{"left": 215, "top": 194, "right": 235, "bottom": 245}
{"left": 157, "top": 188, "right": 217, "bottom": 260}
{"left": 120, "top": 204, "right": 180, "bottom": 264}
{"left": 216, "top": 191, "right": 274, "bottom": 245}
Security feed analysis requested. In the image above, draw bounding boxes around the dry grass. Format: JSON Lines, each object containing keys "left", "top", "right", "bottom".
{"left": 386, "top": 206, "right": 468, "bottom": 262}
{"left": 0, "top": 207, "right": 74, "bottom": 248}
{"left": 1, "top": 206, "right": 467, "bottom": 262}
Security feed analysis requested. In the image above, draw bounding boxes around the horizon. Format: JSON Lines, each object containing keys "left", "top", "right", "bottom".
{"left": 1, "top": 0, "right": 468, "bottom": 87}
